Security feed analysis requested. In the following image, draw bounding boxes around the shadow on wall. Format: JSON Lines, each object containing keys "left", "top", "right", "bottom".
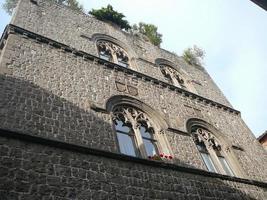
{"left": 0, "top": 74, "right": 117, "bottom": 152}
{"left": 0, "top": 74, "right": 264, "bottom": 200}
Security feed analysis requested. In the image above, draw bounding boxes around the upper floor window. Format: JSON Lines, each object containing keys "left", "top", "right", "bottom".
{"left": 97, "top": 40, "right": 129, "bottom": 68}
{"left": 112, "top": 106, "right": 159, "bottom": 158}
{"left": 192, "top": 127, "right": 235, "bottom": 176}
{"left": 160, "top": 64, "right": 186, "bottom": 89}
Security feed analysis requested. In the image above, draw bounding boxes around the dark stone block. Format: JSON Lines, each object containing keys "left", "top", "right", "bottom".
{"left": 15, "top": 181, "right": 31, "bottom": 192}
{"left": 47, "top": 176, "right": 62, "bottom": 186}
{"left": 0, "top": 178, "right": 15, "bottom": 191}
{"left": 0, "top": 166, "right": 9, "bottom": 177}
{"left": 0, "top": 146, "right": 9, "bottom": 156}
{"left": 0, "top": 191, "right": 19, "bottom": 200}
{"left": 15, "top": 169, "right": 28, "bottom": 181}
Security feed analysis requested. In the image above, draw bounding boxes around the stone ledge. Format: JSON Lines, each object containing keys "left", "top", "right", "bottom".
{"left": 0, "top": 128, "right": 266, "bottom": 188}
{"left": 1, "top": 24, "right": 241, "bottom": 116}
{"left": 167, "top": 128, "right": 190, "bottom": 136}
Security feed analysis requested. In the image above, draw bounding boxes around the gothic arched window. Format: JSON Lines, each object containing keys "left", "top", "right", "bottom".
{"left": 96, "top": 40, "right": 129, "bottom": 68}
{"left": 112, "top": 106, "right": 159, "bottom": 158}
{"left": 192, "top": 127, "right": 235, "bottom": 176}
{"left": 160, "top": 65, "right": 186, "bottom": 89}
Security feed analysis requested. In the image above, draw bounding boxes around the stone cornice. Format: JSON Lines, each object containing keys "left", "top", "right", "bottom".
{"left": 0, "top": 128, "right": 266, "bottom": 188}
{"left": 1, "top": 24, "right": 240, "bottom": 116}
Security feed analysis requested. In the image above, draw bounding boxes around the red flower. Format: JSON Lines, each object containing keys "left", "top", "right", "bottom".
{"left": 160, "top": 153, "right": 164, "bottom": 157}
{"left": 165, "top": 155, "right": 168, "bottom": 158}
{"left": 169, "top": 156, "right": 173, "bottom": 159}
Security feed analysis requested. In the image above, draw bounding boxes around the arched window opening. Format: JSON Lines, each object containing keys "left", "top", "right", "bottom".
{"left": 96, "top": 40, "right": 129, "bottom": 68}
{"left": 160, "top": 64, "right": 186, "bottom": 89}
{"left": 112, "top": 105, "right": 160, "bottom": 158}
{"left": 192, "top": 126, "right": 235, "bottom": 176}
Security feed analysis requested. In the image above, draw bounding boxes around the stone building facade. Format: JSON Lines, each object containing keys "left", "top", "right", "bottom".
{"left": 0, "top": 0, "right": 266, "bottom": 199}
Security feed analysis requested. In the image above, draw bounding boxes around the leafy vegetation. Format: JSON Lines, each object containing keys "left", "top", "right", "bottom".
{"left": 132, "top": 23, "right": 162, "bottom": 47}
{"left": 89, "top": 4, "right": 131, "bottom": 31}
{"left": 183, "top": 45, "right": 205, "bottom": 66}
{"left": 2, "top": 0, "right": 83, "bottom": 15}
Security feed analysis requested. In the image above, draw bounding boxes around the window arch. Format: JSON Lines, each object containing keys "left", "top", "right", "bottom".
{"left": 155, "top": 58, "right": 197, "bottom": 93}
{"left": 159, "top": 64, "right": 187, "bottom": 89}
{"left": 106, "top": 95, "right": 172, "bottom": 159}
{"left": 96, "top": 40, "right": 130, "bottom": 68}
{"left": 187, "top": 119, "right": 245, "bottom": 177}
{"left": 112, "top": 106, "right": 158, "bottom": 157}
{"left": 192, "top": 127, "right": 234, "bottom": 176}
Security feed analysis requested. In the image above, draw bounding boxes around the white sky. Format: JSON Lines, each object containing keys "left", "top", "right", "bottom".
{"left": 0, "top": 0, "right": 267, "bottom": 137}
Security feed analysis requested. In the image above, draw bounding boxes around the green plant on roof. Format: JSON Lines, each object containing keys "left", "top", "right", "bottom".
{"left": 132, "top": 22, "right": 162, "bottom": 47}
{"left": 183, "top": 45, "right": 205, "bottom": 66}
{"left": 89, "top": 4, "right": 131, "bottom": 31}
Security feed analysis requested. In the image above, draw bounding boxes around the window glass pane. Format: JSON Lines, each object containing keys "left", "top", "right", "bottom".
{"left": 99, "top": 51, "right": 111, "bottom": 61}
{"left": 196, "top": 143, "right": 208, "bottom": 153}
{"left": 118, "top": 61, "right": 128, "bottom": 68}
{"left": 218, "top": 156, "right": 234, "bottom": 176}
{"left": 140, "top": 126, "right": 151, "bottom": 138}
{"left": 115, "top": 120, "right": 131, "bottom": 133}
{"left": 201, "top": 153, "right": 217, "bottom": 173}
{"left": 143, "top": 139, "right": 157, "bottom": 157}
{"left": 116, "top": 132, "right": 136, "bottom": 157}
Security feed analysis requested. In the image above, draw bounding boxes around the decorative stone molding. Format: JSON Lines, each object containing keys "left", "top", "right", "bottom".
{"left": 160, "top": 64, "right": 186, "bottom": 88}
{"left": 106, "top": 95, "right": 169, "bottom": 132}
{"left": 155, "top": 58, "right": 197, "bottom": 93}
{"left": 115, "top": 81, "right": 138, "bottom": 96}
{"left": 97, "top": 40, "right": 129, "bottom": 61}
{"left": 112, "top": 106, "right": 153, "bottom": 130}
{"left": 193, "top": 127, "right": 221, "bottom": 150}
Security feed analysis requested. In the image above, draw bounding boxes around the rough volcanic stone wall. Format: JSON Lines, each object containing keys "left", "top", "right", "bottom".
{"left": 0, "top": 136, "right": 266, "bottom": 200}
{"left": 0, "top": 0, "right": 266, "bottom": 199}
{"left": 0, "top": 33, "right": 266, "bottom": 182}
{"left": 11, "top": 0, "right": 231, "bottom": 107}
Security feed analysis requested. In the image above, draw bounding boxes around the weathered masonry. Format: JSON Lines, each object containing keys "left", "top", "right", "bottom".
{"left": 0, "top": 0, "right": 266, "bottom": 199}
